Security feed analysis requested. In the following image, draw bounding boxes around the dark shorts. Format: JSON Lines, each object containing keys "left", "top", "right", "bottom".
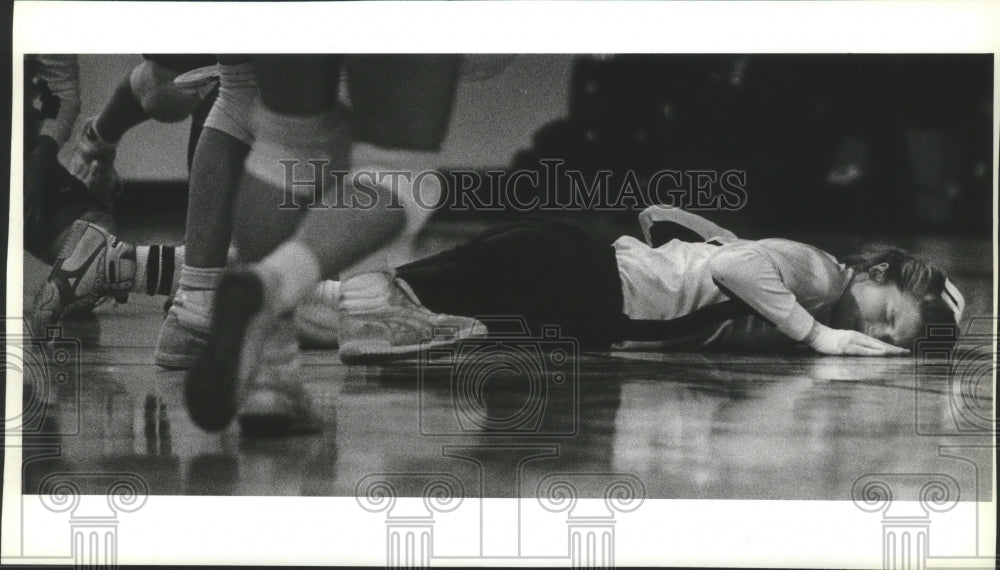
{"left": 141, "top": 54, "right": 218, "bottom": 73}
{"left": 398, "top": 220, "right": 626, "bottom": 349}
{"left": 345, "top": 55, "right": 461, "bottom": 151}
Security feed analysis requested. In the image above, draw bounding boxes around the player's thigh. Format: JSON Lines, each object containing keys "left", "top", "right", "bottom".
{"left": 345, "top": 54, "right": 461, "bottom": 151}
{"left": 231, "top": 175, "right": 305, "bottom": 262}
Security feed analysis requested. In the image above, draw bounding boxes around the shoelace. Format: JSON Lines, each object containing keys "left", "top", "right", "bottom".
{"left": 393, "top": 277, "right": 427, "bottom": 309}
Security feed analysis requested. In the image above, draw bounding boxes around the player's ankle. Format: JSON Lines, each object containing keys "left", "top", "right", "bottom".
{"left": 133, "top": 245, "right": 177, "bottom": 296}
{"left": 170, "top": 287, "right": 214, "bottom": 331}
{"left": 254, "top": 242, "right": 321, "bottom": 315}
{"left": 339, "top": 272, "right": 392, "bottom": 312}
{"left": 179, "top": 264, "right": 223, "bottom": 291}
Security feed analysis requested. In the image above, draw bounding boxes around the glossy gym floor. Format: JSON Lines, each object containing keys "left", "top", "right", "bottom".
{"left": 16, "top": 217, "right": 995, "bottom": 502}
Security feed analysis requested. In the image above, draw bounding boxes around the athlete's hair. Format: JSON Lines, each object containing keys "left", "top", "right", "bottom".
{"left": 843, "top": 243, "right": 959, "bottom": 338}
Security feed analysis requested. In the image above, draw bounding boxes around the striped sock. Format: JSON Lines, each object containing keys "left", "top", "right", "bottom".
{"left": 133, "top": 245, "right": 180, "bottom": 296}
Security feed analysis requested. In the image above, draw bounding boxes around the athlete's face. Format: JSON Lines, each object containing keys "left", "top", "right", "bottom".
{"left": 833, "top": 264, "right": 924, "bottom": 348}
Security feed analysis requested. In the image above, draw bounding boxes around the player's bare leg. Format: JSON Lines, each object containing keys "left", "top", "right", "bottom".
{"left": 184, "top": 55, "right": 484, "bottom": 435}
{"left": 69, "top": 57, "right": 218, "bottom": 211}
{"left": 155, "top": 58, "right": 255, "bottom": 369}
{"left": 185, "top": 55, "right": 346, "bottom": 436}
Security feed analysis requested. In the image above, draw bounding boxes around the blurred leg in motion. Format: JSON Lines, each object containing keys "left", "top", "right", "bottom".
{"left": 68, "top": 55, "right": 219, "bottom": 211}
{"left": 184, "top": 54, "right": 487, "bottom": 435}
{"left": 183, "top": 55, "right": 361, "bottom": 436}
{"left": 155, "top": 57, "right": 255, "bottom": 369}
{"left": 334, "top": 55, "right": 487, "bottom": 364}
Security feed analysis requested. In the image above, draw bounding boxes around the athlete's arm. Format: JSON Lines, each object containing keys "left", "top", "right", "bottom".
{"left": 708, "top": 242, "right": 906, "bottom": 356}
{"left": 803, "top": 321, "right": 908, "bottom": 356}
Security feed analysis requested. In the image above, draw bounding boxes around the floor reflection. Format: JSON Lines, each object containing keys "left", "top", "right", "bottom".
{"left": 19, "top": 343, "right": 992, "bottom": 501}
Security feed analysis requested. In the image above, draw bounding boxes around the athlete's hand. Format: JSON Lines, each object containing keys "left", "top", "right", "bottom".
{"left": 804, "top": 322, "right": 910, "bottom": 356}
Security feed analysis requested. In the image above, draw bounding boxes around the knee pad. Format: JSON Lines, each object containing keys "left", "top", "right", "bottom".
{"left": 130, "top": 60, "right": 218, "bottom": 123}
{"left": 203, "top": 62, "right": 257, "bottom": 145}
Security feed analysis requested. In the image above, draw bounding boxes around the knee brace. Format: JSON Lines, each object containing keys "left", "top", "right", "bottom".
{"left": 130, "top": 60, "right": 218, "bottom": 123}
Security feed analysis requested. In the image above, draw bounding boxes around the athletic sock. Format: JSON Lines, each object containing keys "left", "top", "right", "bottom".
{"left": 170, "top": 265, "right": 223, "bottom": 329}
{"left": 179, "top": 264, "right": 222, "bottom": 290}
{"left": 133, "top": 245, "right": 184, "bottom": 296}
{"left": 339, "top": 272, "right": 392, "bottom": 312}
{"left": 305, "top": 280, "right": 341, "bottom": 306}
{"left": 255, "top": 240, "right": 322, "bottom": 314}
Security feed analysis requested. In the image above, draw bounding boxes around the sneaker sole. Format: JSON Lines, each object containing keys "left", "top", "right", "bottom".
{"left": 183, "top": 271, "right": 264, "bottom": 432}
{"left": 338, "top": 326, "right": 488, "bottom": 365}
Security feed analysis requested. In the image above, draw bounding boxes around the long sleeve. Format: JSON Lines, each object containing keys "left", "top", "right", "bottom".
{"left": 707, "top": 242, "right": 818, "bottom": 342}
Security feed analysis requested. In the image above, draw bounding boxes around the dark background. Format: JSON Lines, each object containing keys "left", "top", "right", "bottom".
{"left": 109, "top": 53, "right": 993, "bottom": 237}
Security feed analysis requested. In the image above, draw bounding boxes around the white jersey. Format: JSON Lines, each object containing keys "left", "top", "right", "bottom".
{"left": 613, "top": 234, "right": 854, "bottom": 350}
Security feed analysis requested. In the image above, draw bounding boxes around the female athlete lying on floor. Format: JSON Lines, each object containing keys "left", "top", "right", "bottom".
{"left": 301, "top": 206, "right": 965, "bottom": 360}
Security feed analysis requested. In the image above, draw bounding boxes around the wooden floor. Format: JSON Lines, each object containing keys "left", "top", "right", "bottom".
{"left": 15, "top": 221, "right": 995, "bottom": 501}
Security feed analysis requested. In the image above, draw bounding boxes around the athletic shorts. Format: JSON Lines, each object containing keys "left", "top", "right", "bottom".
{"left": 141, "top": 54, "right": 218, "bottom": 74}
{"left": 204, "top": 61, "right": 257, "bottom": 145}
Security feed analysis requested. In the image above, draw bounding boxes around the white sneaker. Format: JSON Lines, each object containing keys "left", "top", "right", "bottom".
{"left": 30, "top": 220, "right": 133, "bottom": 334}
{"left": 337, "top": 272, "right": 487, "bottom": 364}
{"left": 67, "top": 117, "right": 122, "bottom": 210}
{"left": 239, "top": 316, "right": 320, "bottom": 436}
{"left": 154, "top": 288, "right": 211, "bottom": 369}
{"left": 294, "top": 280, "right": 341, "bottom": 349}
